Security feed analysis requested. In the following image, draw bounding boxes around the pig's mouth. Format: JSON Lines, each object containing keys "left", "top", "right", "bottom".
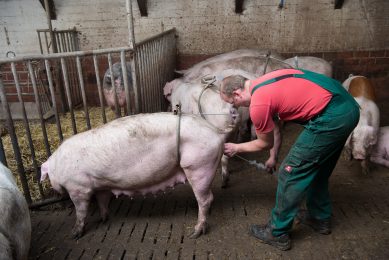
{"left": 353, "top": 155, "right": 366, "bottom": 161}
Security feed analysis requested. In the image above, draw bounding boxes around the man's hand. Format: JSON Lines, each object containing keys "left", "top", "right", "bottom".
{"left": 265, "top": 156, "right": 277, "bottom": 173}
{"left": 224, "top": 143, "right": 239, "bottom": 157}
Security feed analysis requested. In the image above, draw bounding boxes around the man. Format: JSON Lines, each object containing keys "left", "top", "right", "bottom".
{"left": 220, "top": 68, "right": 359, "bottom": 250}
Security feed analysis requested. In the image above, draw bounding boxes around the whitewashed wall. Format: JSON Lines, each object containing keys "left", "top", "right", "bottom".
{"left": 0, "top": 0, "right": 388, "bottom": 57}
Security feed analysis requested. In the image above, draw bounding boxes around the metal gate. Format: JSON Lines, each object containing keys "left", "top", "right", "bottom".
{"left": 0, "top": 29, "right": 176, "bottom": 207}
{"left": 37, "top": 28, "right": 83, "bottom": 109}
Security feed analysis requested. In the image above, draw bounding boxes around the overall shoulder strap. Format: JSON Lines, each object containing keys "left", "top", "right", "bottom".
{"left": 251, "top": 74, "right": 295, "bottom": 95}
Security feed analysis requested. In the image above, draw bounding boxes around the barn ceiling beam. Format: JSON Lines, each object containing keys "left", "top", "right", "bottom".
{"left": 38, "top": 0, "right": 56, "bottom": 20}
{"left": 235, "top": 0, "right": 244, "bottom": 14}
{"left": 137, "top": 0, "right": 148, "bottom": 17}
{"left": 335, "top": 0, "right": 344, "bottom": 9}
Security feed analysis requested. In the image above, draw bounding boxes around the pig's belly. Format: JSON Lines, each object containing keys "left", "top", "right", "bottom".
{"left": 77, "top": 138, "right": 187, "bottom": 196}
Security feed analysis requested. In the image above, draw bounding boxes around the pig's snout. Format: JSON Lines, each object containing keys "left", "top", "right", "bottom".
{"left": 352, "top": 151, "right": 366, "bottom": 160}
{"left": 230, "top": 108, "right": 239, "bottom": 124}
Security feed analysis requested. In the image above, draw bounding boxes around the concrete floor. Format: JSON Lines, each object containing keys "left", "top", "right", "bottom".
{"left": 28, "top": 123, "right": 389, "bottom": 259}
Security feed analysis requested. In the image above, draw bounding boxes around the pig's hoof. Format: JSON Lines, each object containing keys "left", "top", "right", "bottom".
{"left": 188, "top": 223, "right": 208, "bottom": 239}
{"left": 101, "top": 215, "right": 109, "bottom": 223}
{"left": 71, "top": 228, "right": 84, "bottom": 240}
{"left": 221, "top": 178, "right": 229, "bottom": 189}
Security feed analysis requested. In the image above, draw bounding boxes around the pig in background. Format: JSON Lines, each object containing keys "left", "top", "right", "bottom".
{"left": 103, "top": 62, "right": 133, "bottom": 114}
{"left": 0, "top": 162, "right": 31, "bottom": 260}
{"left": 41, "top": 113, "right": 224, "bottom": 239}
{"left": 167, "top": 69, "right": 256, "bottom": 188}
{"left": 175, "top": 49, "right": 286, "bottom": 82}
{"left": 283, "top": 56, "right": 333, "bottom": 77}
{"left": 370, "top": 126, "right": 389, "bottom": 168}
{"left": 342, "top": 75, "right": 380, "bottom": 174}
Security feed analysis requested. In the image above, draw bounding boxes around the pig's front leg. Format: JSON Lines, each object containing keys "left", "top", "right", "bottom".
{"left": 69, "top": 190, "right": 92, "bottom": 239}
{"left": 221, "top": 155, "right": 229, "bottom": 188}
{"left": 344, "top": 135, "right": 353, "bottom": 161}
{"left": 361, "top": 159, "right": 370, "bottom": 175}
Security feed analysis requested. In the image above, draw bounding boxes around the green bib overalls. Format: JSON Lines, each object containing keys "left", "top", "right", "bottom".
{"left": 251, "top": 69, "right": 360, "bottom": 236}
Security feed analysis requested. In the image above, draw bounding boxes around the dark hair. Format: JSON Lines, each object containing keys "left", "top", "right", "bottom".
{"left": 221, "top": 75, "right": 246, "bottom": 97}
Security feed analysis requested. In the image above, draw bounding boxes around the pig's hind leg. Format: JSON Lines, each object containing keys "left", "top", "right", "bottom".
{"left": 95, "top": 191, "right": 112, "bottom": 222}
{"left": 185, "top": 167, "right": 216, "bottom": 239}
{"left": 68, "top": 190, "right": 92, "bottom": 239}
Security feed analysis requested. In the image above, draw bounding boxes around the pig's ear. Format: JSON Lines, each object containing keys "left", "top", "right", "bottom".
{"left": 163, "top": 82, "right": 173, "bottom": 101}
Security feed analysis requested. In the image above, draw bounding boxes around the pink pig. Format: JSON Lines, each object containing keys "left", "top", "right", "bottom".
{"left": 41, "top": 113, "right": 224, "bottom": 239}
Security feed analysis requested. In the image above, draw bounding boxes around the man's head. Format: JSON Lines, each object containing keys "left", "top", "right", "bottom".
{"left": 220, "top": 75, "right": 250, "bottom": 107}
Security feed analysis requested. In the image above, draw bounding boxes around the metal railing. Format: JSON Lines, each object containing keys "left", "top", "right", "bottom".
{"left": 37, "top": 28, "right": 80, "bottom": 54}
{"left": 0, "top": 28, "right": 176, "bottom": 207}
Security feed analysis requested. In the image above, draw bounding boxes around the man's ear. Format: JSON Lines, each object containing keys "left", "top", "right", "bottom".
{"left": 232, "top": 89, "right": 241, "bottom": 98}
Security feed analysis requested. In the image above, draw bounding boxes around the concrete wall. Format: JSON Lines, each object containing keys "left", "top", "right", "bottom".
{"left": 0, "top": 0, "right": 388, "bottom": 57}
{"left": 1, "top": 0, "right": 388, "bottom": 124}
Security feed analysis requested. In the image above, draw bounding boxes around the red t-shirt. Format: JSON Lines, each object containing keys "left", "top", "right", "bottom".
{"left": 249, "top": 69, "right": 332, "bottom": 133}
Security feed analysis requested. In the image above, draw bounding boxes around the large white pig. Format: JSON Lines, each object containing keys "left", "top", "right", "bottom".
{"left": 0, "top": 162, "right": 31, "bottom": 260}
{"left": 175, "top": 49, "right": 286, "bottom": 83}
{"left": 343, "top": 76, "right": 380, "bottom": 174}
{"left": 168, "top": 70, "right": 254, "bottom": 188}
{"left": 283, "top": 56, "right": 333, "bottom": 77}
{"left": 40, "top": 113, "right": 225, "bottom": 239}
{"left": 370, "top": 126, "right": 389, "bottom": 168}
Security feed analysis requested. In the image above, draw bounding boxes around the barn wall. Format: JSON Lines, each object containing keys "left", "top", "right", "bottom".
{"left": 0, "top": 0, "right": 388, "bottom": 122}
{"left": 0, "top": 0, "right": 388, "bottom": 57}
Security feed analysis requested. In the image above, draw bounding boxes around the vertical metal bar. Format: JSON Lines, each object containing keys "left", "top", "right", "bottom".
{"left": 37, "top": 31, "right": 43, "bottom": 54}
{"left": 0, "top": 136, "right": 7, "bottom": 167}
{"left": 137, "top": 45, "right": 146, "bottom": 113}
{"left": 107, "top": 53, "right": 121, "bottom": 118}
{"left": 130, "top": 53, "right": 139, "bottom": 114}
{"left": 44, "top": 0, "right": 58, "bottom": 53}
{"left": 44, "top": 32, "right": 50, "bottom": 54}
{"left": 66, "top": 32, "right": 72, "bottom": 52}
{"left": 11, "top": 62, "right": 45, "bottom": 198}
{"left": 126, "top": 0, "right": 135, "bottom": 49}
{"left": 145, "top": 44, "right": 152, "bottom": 112}
{"left": 60, "top": 58, "right": 77, "bottom": 134}
{"left": 158, "top": 37, "right": 165, "bottom": 111}
{"left": 61, "top": 32, "right": 66, "bottom": 52}
{"left": 139, "top": 45, "right": 146, "bottom": 113}
{"left": 152, "top": 41, "right": 158, "bottom": 112}
{"left": 76, "top": 56, "right": 91, "bottom": 130}
{"left": 0, "top": 78, "right": 32, "bottom": 204}
{"left": 55, "top": 33, "right": 62, "bottom": 53}
{"left": 45, "top": 59, "right": 63, "bottom": 142}
{"left": 120, "top": 51, "right": 131, "bottom": 116}
{"left": 141, "top": 45, "right": 148, "bottom": 113}
{"left": 93, "top": 55, "right": 107, "bottom": 123}
{"left": 27, "top": 61, "right": 51, "bottom": 157}
{"left": 68, "top": 57, "right": 78, "bottom": 106}
{"left": 149, "top": 42, "right": 155, "bottom": 112}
